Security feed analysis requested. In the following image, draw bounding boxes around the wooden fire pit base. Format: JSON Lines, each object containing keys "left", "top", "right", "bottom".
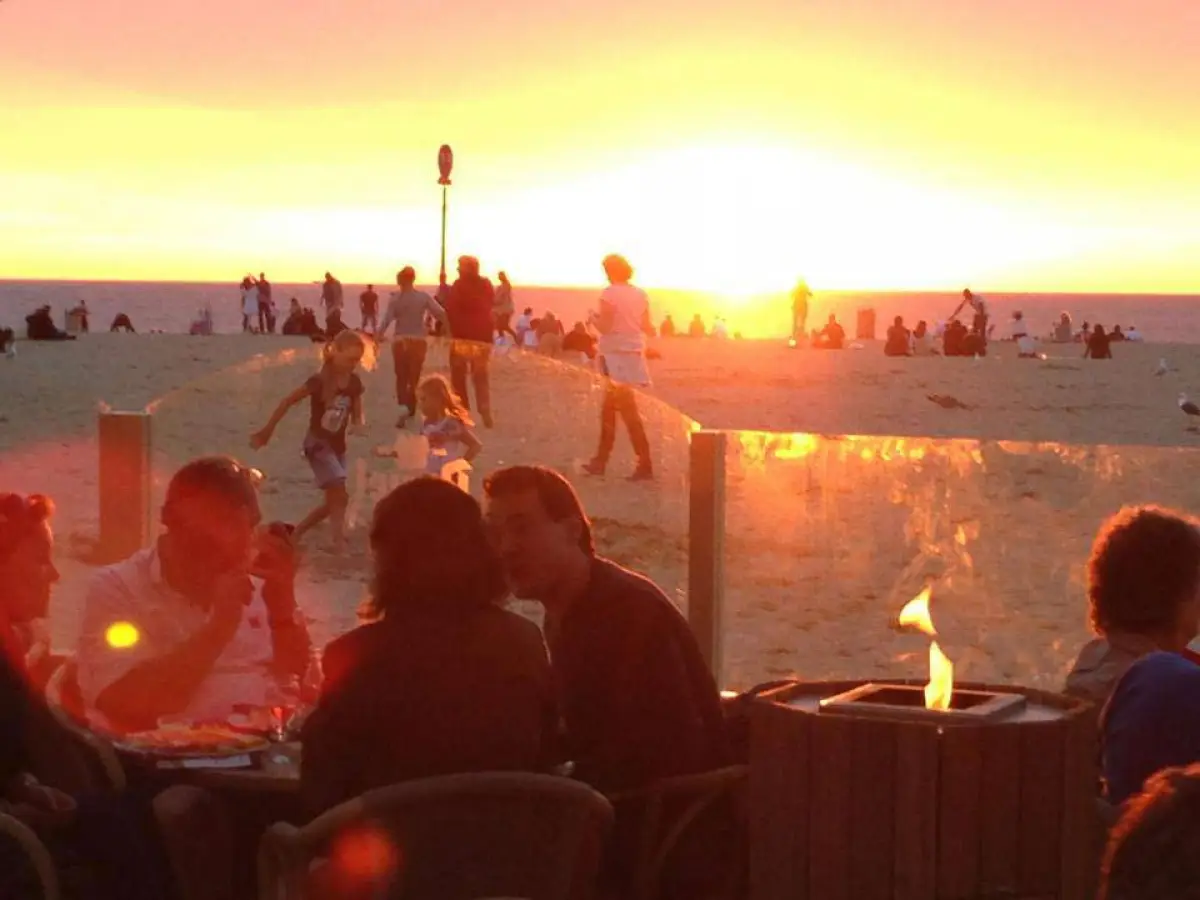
{"left": 749, "top": 680, "right": 1100, "bottom": 900}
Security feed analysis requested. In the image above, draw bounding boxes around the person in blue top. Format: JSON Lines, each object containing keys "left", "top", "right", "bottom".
{"left": 1103, "top": 651, "right": 1200, "bottom": 806}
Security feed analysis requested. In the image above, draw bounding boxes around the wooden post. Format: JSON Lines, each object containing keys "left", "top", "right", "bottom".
{"left": 98, "top": 410, "right": 151, "bottom": 562}
{"left": 688, "top": 429, "right": 726, "bottom": 680}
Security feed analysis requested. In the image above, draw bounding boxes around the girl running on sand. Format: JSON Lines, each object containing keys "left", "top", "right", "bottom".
{"left": 250, "top": 329, "right": 367, "bottom": 550}
{"left": 418, "top": 374, "right": 482, "bottom": 477}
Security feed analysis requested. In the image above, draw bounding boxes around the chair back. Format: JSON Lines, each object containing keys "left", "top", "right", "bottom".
{"left": 0, "top": 812, "right": 61, "bottom": 900}
{"left": 260, "top": 772, "right": 613, "bottom": 900}
{"left": 41, "top": 659, "right": 126, "bottom": 793}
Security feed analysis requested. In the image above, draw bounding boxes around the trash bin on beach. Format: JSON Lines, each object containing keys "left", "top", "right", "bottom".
{"left": 856, "top": 307, "right": 876, "bottom": 340}
{"left": 66, "top": 308, "right": 86, "bottom": 335}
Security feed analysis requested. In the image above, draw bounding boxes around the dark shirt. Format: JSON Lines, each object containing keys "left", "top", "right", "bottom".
{"left": 300, "top": 606, "right": 554, "bottom": 817}
{"left": 360, "top": 290, "right": 378, "bottom": 314}
{"left": 563, "top": 330, "right": 598, "bottom": 359}
{"left": 1102, "top": 651, "right": 1200, "bottom": 805}
{"left": 820, "top": 322, "right": 845, "bottom": 349}
{"left": 1086, "top": 331, "right": 1112, "bottom": 359}
{"left": 445, "top": 275, "right": 496, "bottom": 344}
{"left": 0, "top": 620, "right": 32, "bottom": 789}
{"left": 884, "top": 325, "right": 911, "bottom": 356}
{"left": 305, "top": 373, "right": 364, "bottom": 454}
{"left": 257, "top": 280, "right": 272, "bottom": 302}
{"left": 549, "top": 558, "right": 729, "bottom": 792}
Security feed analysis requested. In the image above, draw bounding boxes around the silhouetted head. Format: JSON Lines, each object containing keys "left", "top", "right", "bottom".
{"left": 602, "top": 254, "right": 633, "bottom": 284}
{"left": 963, "top": 289, "right": 973, "bottom": 300}
{"left": 397, "top": 267, "right": 416, "bottom": 288}
{"left": 457, "top": 256, "right": 480, "bottom": 278}
{"left": 364, "top": 478, "right": 506, "bottom": 621}
{"left": 893, "top": 315, "right": 903, "bottom": 327}
{"left": 1094, "top": 324, "right": 1105, "bottom": 335}
{"left": 484, "top": 466, "right": 595, "bottom": 604}
{"left": 498, "top": 271, "right": 509, "bottom": 284}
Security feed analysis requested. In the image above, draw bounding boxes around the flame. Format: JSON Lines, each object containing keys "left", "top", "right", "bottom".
{"left": 897, "top": 587, "right": 954, "bottom": 711}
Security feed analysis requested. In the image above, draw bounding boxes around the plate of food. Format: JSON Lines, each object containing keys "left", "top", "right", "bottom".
{"left": 116, "top": 724, "right": 271, "bottom": 759}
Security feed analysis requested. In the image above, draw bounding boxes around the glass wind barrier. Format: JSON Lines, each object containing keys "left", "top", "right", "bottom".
{"left": 719, "top": 431, "right": 1200, "bottom": 692}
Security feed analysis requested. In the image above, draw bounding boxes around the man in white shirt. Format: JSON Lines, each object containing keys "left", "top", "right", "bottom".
{"left": 583, "top": 254, "right": 654, "bottom": 481}
{"left": 76, "top": 457, "right": 311, "bottom": 734}
{"left": 952, "top": 288, "right": 990, "bottom": 338}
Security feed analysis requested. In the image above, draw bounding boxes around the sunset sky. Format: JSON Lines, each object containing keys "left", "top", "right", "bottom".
{"left": 2, "top": 0, "right": 1198, "bottom": 293}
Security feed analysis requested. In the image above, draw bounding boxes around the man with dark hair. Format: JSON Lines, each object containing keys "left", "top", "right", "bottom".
{"left": 1100, "top": 763, "right": 1200, "bottom": 900}
{"left": 444, "top": 255, "right": 496, "bottom": 427}
{"left": 76, "top": 457, "right": 310, "bottom": 733}
{"left": 1065, "top": 506, "right": 1200, "bottom": 702}
{"left": 359, "top": 283, "right": 379, "bottom": 334}
{"left": 483, "top": 465, "right": 731, "bottom": 893}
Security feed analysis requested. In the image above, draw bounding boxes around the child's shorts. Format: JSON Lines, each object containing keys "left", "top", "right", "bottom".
{"left": 303, "top": 434, "right": 348, "bottom": 489}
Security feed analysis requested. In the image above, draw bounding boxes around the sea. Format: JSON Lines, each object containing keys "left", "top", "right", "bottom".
{"left": 2, "top": 280, "right": 1198, "bottom": 342}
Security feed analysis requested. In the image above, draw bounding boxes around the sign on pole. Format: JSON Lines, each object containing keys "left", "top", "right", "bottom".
{"left": 438, "top": 144, "right": 453, "bottom": 186}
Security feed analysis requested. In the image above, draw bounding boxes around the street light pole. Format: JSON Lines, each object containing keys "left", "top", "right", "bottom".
{"left": 437, "top": 145, "right": 454, "bottom": 285}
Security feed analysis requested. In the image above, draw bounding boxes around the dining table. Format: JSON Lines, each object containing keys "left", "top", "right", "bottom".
{"left": 181, "top": 741, "right": 302, "bottom": 794}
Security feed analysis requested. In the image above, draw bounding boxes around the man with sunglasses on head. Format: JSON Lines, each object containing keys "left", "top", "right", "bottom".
{"left": 76, "top": 456, "right": 311, "bottom": 735}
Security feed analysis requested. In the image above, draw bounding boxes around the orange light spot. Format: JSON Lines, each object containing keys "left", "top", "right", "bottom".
{"left": 331, "top": 825, "right": 400, "bottom": 884}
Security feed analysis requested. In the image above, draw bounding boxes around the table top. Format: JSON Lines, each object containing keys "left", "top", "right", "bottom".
{"left": 184, "top": 742, "right": 301, "bottom": 793}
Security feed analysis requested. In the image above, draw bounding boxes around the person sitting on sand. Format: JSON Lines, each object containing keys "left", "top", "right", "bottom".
{"left": 942, "top": 318, "right": 968, "bottom": 356}
{"left": 1111, "top": 325, "right": 1126, "bottom": 342}
{"left": 1064, "top": 506, "right": 1200, "bottom": 704}
{"left": 1099, "top": 763, "right": 1200, "bottom": 899}
{"left": 1011, "top": 311, "right": 1037, "bottom": 358}
{"left": 189, "top": 303, "right": 214, "bottom": 336}
{"left": 659, "top": 314, "right": 676, "bottom": 338}
{"left": 76, "top": 457, "right": 311, "bottom": 734}
{"left": 484, "top": 466, "right": 733, "bottom": 896}
{"left": 514, "top": 307, "right": 534, "bottom": 347}
{"left": 1126, "top": 325, "right": 1144, "bottom": 342}
{"left": 537, "top": 311, "right": 565, "bottom": 357}
{"left": 1053, "top": 312, "right": 1073, "bottom": 343}
{"left": 813, "top": 313, "right": 845, "bottom": 350}
{"left": 562, "top": 321, "right": 598, "bottom": 361}
{"left": 110, "top": 313, "right": 136, "bottom": 333}
{"left": 1078, "top": 320, "right": 1091, "bottom": 342}
{"left": 912, "top": 320, "right": 937, "bottom": 356}
{"left": 1085, "top": 322, "right": 1113, "bottom": 359}
{"left": 25, "top": 306, "right": 74, "bottom": 341}
{"left": 884, "top": 315, "right": 911, "bottom": 357}
{"left": 687, "top": 313, "right": 707, "bottom": 338}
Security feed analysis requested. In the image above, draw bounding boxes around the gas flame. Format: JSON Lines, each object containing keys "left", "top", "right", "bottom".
{"left": 897, "top": 587, "right": 954, "bottom": 711}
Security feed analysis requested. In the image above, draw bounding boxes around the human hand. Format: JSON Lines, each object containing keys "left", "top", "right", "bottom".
{"left": 251, "top": 523, "right": 297, "bottom": 582}
{"left": 207, "top": 572, "right": 251, "bottom": 632}
{"left": 249, "top": 429, "right": 272, "bottom": 450}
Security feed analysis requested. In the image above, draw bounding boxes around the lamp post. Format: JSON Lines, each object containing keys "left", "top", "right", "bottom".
{"left": 437, "top": 144, "right": 453, "bottom": 286}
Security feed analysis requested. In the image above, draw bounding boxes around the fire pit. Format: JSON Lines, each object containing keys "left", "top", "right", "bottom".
{"left": 747, "top": 590, "right": 1100, "bottom": 900}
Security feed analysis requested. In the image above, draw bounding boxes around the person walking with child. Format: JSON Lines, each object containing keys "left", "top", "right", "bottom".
{"left": 250, "top": 330, "right": 368, "bottom": 551}
{"left": 419, "top": 374, "right": 483, "bottom": 478}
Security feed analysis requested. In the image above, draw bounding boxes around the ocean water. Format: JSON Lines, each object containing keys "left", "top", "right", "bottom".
{"left": 2, "top": 279, "right": 1197, "bottom": 342}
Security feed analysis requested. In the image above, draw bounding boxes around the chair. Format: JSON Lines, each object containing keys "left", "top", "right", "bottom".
{"left": 607, "top": 765, "right": 749, "bottom": 900}
{"left": 41, "top": 659, "right": 126, "bottom": 793}
{"left": 258, "top": 772, "right": 614, "bottom": 900}
{"left": 0, "top": 811, "right": 61, "bottom": 900}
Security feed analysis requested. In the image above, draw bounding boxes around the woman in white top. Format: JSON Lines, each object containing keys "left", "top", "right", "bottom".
{"left": 583, "top": 254, "right": 653, "bottom": 481}
{"left": 240, "top": 276, "right": 259, "bottom": 333}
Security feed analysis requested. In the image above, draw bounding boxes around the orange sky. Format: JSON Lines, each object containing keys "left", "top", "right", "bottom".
{"left": 2, "top": 0, "right": 1198, "bottom": 292}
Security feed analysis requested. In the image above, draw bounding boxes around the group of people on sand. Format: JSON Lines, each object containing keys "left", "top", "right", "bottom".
{"left": 242, "top": 253, "right": 657, "bottom": 560}
{"left": 0, "top": 450, "right": 730, "bottom": 898}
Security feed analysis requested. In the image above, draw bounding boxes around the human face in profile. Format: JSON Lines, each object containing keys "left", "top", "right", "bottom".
{"left": 485, "top": 489, "right": 581, "bottom": 602}
{"left": 3, "top": 519, "right": 59, "bottom": 623}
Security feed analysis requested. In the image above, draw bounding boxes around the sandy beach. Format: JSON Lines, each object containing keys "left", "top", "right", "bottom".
{"left": 6, "top": 332, "right": 1200, "bottom": 692}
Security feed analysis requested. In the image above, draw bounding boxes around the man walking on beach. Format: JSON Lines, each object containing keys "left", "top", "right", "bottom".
{"left": 257, "top": 273, "right": 274, "bottom": 334}
{"left": 377, "top": 267, "right": 448, "bottom": 427}
{"left": 321, "top": 272, "right": 344, "bottom": 332}
{"left": 359, "top": 284, "right": 379, "bottom": 334}
{"left": 791, "top": 278, "right": 811, "bottom": 345}
{"left": 444, "top": 255, "right": 496, "bottom": 427}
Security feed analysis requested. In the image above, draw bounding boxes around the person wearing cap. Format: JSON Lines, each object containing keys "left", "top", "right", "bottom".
{"left": 75, "top": 457, "right": 311, "bottom": 734}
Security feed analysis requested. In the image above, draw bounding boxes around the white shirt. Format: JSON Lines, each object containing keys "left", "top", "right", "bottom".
{"left": 241, "top": 286, "right": 259, "bottom": 318}
{"left": 1126, "top": 328, "right": 1143, "bottom": 341}
{"left": 76, "top": 546, "right": 279, "bottom": 727}
{"left": 596, "top": 283, "right": 649, "bottom": 356}
{"left": 1011, "top": 318, "right": 1029, "bottom": 339}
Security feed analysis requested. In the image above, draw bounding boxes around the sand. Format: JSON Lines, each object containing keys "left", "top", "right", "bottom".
{"left": 5, "top": 332, "right": 1200, "bottom": 692}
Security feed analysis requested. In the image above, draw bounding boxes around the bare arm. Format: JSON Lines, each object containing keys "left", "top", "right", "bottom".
{"left": 461, "top": 427, "right": 483, "bottom": 464}
{"left": 94, "top": 582, "right": 247, "bottom": 733}
{"left": 427, "top": 296, "right": 449, "bottom": 328}
{"left": 250, "top": 383, "right": 310, "bottom": 448}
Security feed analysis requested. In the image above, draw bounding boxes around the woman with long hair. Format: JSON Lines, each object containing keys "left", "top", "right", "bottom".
{"left": 300, "top": 477, "right": 553, "bottom": 819}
